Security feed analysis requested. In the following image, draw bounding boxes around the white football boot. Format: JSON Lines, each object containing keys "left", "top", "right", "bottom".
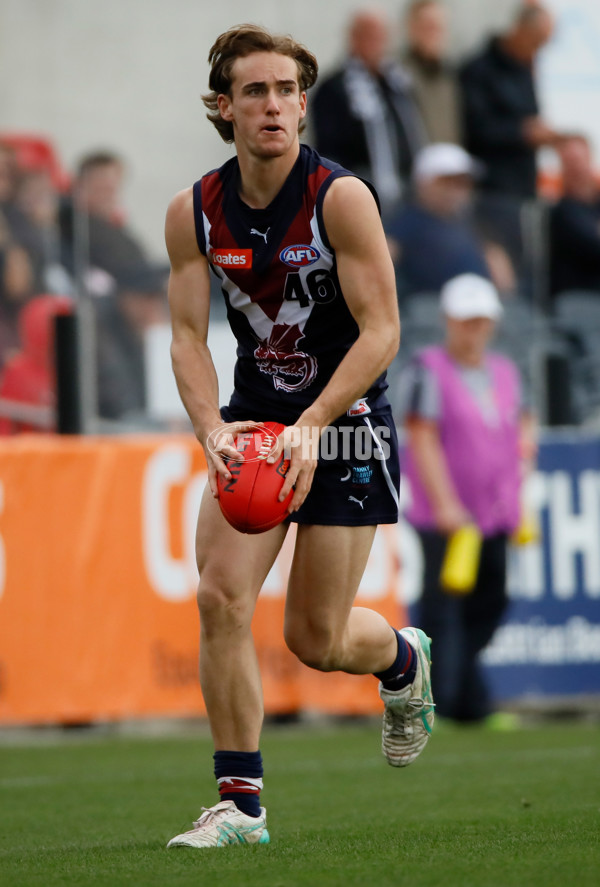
{"left": 167, "top": 800, "right": 270, "bottom": 849}
{"left": 379, "top": 627, "right": 435, "bottom": 767}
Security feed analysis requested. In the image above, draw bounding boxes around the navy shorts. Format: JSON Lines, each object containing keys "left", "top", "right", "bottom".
{"left": 220, "top": 405, "right": 400, "bottom": 527}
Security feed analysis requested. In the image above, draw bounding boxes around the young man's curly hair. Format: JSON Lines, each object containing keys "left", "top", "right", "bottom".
{"left": 202, "top": 23, "right": 319, "bottom": 144}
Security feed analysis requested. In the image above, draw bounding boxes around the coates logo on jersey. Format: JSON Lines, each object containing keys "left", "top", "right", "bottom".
{"left": 280, "top": 244, "right": 320, "bottom": 268}
{"left": 210, "top": 248, "right": 252, "bottom": 268}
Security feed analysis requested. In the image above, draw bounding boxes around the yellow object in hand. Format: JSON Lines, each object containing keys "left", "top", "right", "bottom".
{"left": 440, "top": 523, "right": 482, "bottom": 595}
{"left": 511, "top": 510, "right": 540, "bottom": 546}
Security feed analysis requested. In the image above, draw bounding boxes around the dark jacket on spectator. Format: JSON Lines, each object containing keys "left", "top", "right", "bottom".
{"left": 94, "top": 295, "right": 147, "bottom": 420}
{"left": 59, "top": 198, "right": 148, "bottom": 284}
{"left": 549, "top": 196, "right": 600, "bottom": 296}
{"left": 311, "top": 59, "right": 427, "bottom": 212}
{"left": 460, "top": 38, "right": 538, "bottom": 199}
{"left": 387, "top": 201, "right": 490, "bottom": 298}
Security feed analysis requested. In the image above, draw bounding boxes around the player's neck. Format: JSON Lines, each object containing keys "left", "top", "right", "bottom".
{"left": 236, "top": 144, "right": 300, "bottom": 209}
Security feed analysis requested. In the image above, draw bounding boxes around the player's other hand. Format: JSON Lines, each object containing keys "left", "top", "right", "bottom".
{"left": 267, "top": 423, "right": 320, "bottom": 512}
{"left": 204, "top": 420, "right": 262, "bottom": 498}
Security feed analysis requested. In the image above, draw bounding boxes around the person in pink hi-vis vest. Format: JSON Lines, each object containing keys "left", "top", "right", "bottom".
{"left": 400, "top": 273, "right": 536, "bottom": 724}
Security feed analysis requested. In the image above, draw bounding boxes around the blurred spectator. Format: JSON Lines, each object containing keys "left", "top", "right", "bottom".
{"left": 0, "top": 136, "right": 72, "bottom": 298}
{"left": 0, "top": 132, "right": 69, "bottom": 193}
{"left": 59, "top": 151, "right": 152, "bottom": 288}
{"left": 386, "top": 143, "right": 515, "bottom": 299}
{"left": 0, "top": 294, "right": 72, "bottom": 434}
{"left": 14, "top": 169, "right": 73, "bottom": 296}
{"left": 0, "top": 143, "right": 19, "bottom": 208}
{"left": 311, "top": 7, "right": 427, "bottom": 213}
{"left": 398, "top": 273, "right": 535, "bottom": 723}
{"left": 0, "top": 139, "right": 72, "bottom": 378}
{"left": 0, "top": 143, "right": 38, "bottom": 256}
{"left": 401, "top": 0, "right": 462, "bottom": 145}
{"left": 549, "top": 134, "right": 600, "bottom": 298}
{"left": 0, "top": 232, "right": 35, "bottom": 369}
{"left": 460, "top": 3, "right": 561, "bottom": 200}
{"left": 95, "top": 264, "right": 168, "bottom": 421}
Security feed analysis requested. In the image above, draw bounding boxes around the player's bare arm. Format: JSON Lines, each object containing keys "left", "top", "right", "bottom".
{"left": 313, "top": 176, "right": 401, "bottom": 420}
{"left": 272, "top": 176, "right": 400, "bottom": 510}
{"left": 165, "top": 188, "right": 257, "bottom": 493}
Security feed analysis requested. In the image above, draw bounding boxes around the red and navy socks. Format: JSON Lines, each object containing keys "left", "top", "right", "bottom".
{"left": 374, "top": 628, "right": 417, "bottom": 691}
{"left": 213, "top": 749, "right": 263, "bottom": 818}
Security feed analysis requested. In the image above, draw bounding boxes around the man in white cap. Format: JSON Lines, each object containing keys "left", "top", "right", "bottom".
{"left": 397, "top": 273, "right": 536, "bottom": 724}
{"left": 386, "top": 144, "right": 514, "bottom": 299}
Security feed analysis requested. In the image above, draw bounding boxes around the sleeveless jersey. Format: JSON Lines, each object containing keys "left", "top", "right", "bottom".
{"left": 192, "top": 144, "right": 390, "bottom": 423}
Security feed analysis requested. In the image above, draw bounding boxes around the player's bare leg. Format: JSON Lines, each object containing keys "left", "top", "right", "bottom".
{"left": 195, "top": 486, "right": 287, "bottom": 751}
{"left": 285, "top": 523, "right": 434, "bottom": 767}
{"left": 284, "top": 524, "right": 397, "bottom": 674}
{"left": 168, "top": 488, "right": 285, "bottom": 849}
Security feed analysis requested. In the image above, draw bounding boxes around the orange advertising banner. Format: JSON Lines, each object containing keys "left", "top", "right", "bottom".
{"left": 0, "top": 435, "right": 406, "bottom": 725}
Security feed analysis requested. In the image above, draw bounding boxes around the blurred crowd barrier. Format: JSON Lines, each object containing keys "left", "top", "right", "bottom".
{"left": 386, "top": 190, "right": 600, "bottom": 429}
{"left": 1, "top": 135, "right": 600, "bottom": 436}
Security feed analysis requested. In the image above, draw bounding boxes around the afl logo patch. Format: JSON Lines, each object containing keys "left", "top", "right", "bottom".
{"left": 280, "top": 244, "right": 320, "bottom": 268}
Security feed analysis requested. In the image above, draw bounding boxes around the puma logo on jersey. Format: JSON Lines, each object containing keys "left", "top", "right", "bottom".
{"left": 348, "top": 495, "right": 368, "bottom": 509}
{"left": 210, "top": 248, "right": 252, "bottom": 268}
{"left": 250, "top": 227, "right": 270, "bottom": 243}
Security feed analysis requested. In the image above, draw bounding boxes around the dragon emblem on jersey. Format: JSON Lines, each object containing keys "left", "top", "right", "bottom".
{"left": 254, "top": 323, "right": 318, "bottom": 393}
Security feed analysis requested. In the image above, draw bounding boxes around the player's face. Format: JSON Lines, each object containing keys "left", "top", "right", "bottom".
{"left": 218, "top": 52, "right": 307, "bottom": 159}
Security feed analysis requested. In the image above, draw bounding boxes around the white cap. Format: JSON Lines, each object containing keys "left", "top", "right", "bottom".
{"left": 440, "top": 274, "right": 504, "bottom": 321}
{"left": 413, "top": 143, "right": 482, "bottom": 182}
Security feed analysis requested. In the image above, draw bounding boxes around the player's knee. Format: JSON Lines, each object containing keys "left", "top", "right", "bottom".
{"left": 196, "top": 582, "right": 251, "bottom": 635}
{"left": 284, "top": 622, "right": 339, "bottom": 672}
{"left": 196, "top": 582, "right": 225, "bottom": 625}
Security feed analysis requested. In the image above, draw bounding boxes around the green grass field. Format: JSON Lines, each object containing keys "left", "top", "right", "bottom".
{"left": 0, "top": 719, "right": 598, "bottom": 887}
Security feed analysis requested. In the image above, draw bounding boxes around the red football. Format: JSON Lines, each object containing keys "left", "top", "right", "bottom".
{"left": 216, "top": 421, "right": 293, "bottom": 534}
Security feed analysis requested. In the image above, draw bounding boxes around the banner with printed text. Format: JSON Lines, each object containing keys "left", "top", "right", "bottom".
{"left": 398, "top": 430, "right": 600, "bottom": 702}
{"left": 0, "top": 435, "right": 403, "bottom": 725}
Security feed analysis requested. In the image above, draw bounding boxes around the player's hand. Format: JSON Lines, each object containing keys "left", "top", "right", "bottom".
{"left": 203, "top": 420, "right": 262, "bottom": 498}
{"left": 267, "top": 423, "right": 320, "bottom": 513}
{"left": 433, "top": 500, "right": 471, "bottom": 536}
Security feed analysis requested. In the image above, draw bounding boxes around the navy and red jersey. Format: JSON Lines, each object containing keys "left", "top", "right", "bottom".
{"left": 192, "top": 144, "right": 390, "bottom": 423}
